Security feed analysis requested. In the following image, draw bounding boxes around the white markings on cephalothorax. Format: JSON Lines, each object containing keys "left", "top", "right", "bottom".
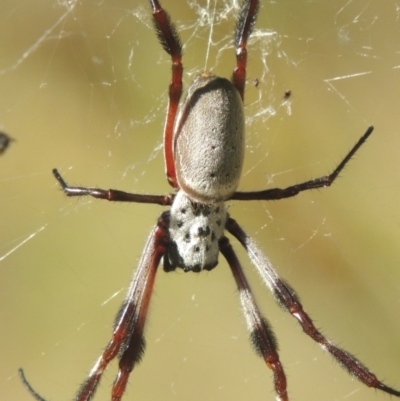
{"left": 168, "top": 191, "right": 226, "bottom": 272}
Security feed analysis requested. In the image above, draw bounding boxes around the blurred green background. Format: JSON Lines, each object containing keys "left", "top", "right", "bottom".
{"left": 0, "top": 1, "right": 399, "bottom": 401}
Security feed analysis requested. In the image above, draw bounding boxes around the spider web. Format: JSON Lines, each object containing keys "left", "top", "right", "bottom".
{"left": 0, "top": 1, "right": 400, "bottom": 401}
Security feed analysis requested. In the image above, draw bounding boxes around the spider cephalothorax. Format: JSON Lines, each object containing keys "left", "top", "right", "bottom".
{"left": 167, "top": 191, "right": 227, "bottom": 272}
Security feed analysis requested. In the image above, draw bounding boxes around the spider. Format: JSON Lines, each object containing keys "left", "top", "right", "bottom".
{"left": 20, "top": 1, "right": 400, "bottom": 400}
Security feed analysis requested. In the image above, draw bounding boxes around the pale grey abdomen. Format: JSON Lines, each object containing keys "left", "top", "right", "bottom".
{"left": 174, "top": 74, "right": 245, "bottom": 203}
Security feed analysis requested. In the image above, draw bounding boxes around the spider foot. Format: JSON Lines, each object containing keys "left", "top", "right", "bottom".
{"left": 19, "top": 368, "right": 48, "bottom": 401}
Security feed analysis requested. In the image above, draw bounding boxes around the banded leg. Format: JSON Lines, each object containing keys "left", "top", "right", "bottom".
{"left": 231, "top": 126, "right": 373, "bottom": 201}
{"left": 233, "top": 0, "right": 260, "bottom": 100}
{"left": 149, "top": 0, "right": 183, "bottom": 188}
{"left": 219, "top": 236, "right": 288, "bottom": 401}
{"left": 226, "top": 217, "right": 400, "bottom": 397}
{"left": 76, "top": 214, "right": 169, "bottom": 401}
{"left": 21, "top": 214, "right": 170, "bottom": 401}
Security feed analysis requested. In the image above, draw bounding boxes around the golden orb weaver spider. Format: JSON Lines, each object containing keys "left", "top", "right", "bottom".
{"left": 20, "top": 1, "right": 400, "bottom": 400}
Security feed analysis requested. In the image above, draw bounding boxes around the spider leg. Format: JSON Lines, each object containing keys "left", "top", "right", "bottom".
{"left": 149, "top": 0, "right": 183, "bottom": 189}
{"left": 74, "top": 213, "right": 169, "bottom": 401}
{"left": 219, "top": 236, "right": 288, "bottom": 401}
{"left": 233, "top": 0, "right": 260, "bottom": 101}
{"left": 18, "top": 369, "right": 47, "bottom": 401}
{"left": 226, "top": 217, "right": 400, "bottom": 397}
{"left": 20, "top": 214, "right": 170, "bottom": 401}
{"left": 52, "top": 169, "right": 173, "bottom": 206}
{"left": 231, "top": 126, "right": 373, "bottom": 201}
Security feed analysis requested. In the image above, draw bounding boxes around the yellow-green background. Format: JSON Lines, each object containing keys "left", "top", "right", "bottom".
{"left": 1, "top": 1, "right": 399, "bottom": 401}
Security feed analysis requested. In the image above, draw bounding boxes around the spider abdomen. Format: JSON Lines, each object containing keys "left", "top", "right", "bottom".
{"left": 174, "top": 73, "right": 245, "bottom": 203}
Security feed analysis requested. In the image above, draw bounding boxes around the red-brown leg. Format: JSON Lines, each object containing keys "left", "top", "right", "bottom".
{"left": 73, "top": 213, "right": 169, "bottom": 401}
{"left": 231, "top": 127, "right": 373, "bottom": 201}
{"left": 233, "top": 0, "right": 260, "bottom": 101}
{"left": 220, "top": 236, "right": 289, "bottom": 401}
{"left": 149, "top": 0, "right": 183, "bottom": 188}
{"left": 19, "top": 214, "right": 170, "bottom": 401}
{"left": 53, "top": 169, "right": 174, "bottom": 206}
{"left": 226, "top": 217, "right": 400, "bottom": 397}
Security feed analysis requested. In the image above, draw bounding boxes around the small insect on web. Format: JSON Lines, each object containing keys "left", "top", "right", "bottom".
{"left": 0, "top": 132, "right": 14, "bottom": 155}
{"left": 20, "top": 0, "right": 400, "bottom": 400}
